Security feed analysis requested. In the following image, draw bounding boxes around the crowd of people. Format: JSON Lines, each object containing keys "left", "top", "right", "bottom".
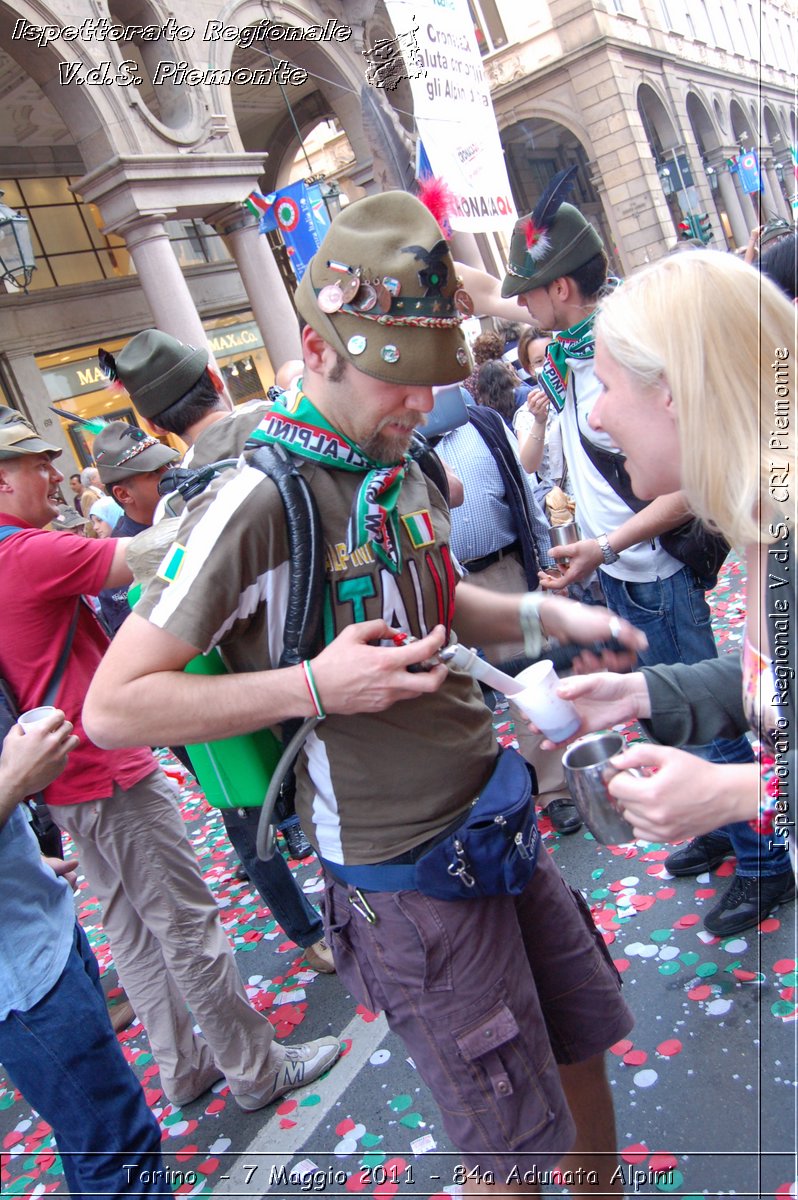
{"left": 0, "top": 181, "right": 794, "bottom": 1198}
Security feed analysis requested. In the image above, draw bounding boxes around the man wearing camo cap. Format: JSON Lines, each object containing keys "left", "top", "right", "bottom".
{"left": 88, "top": 191, "right": 642, "bottom": 1193}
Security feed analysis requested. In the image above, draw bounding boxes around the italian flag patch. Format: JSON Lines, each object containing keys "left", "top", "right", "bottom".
{"left": 401, "top": 510, "right": 435, "bottom": 549}
{"left": 157, "top": 543, "right": 186, "bottom": 584}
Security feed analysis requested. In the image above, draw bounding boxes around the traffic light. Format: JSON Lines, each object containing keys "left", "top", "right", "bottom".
{"left": 696, "top": 213, "right": 713, "bottom": 244}
{"left": 678, "top": 218, "right": 693, "bottom": 240}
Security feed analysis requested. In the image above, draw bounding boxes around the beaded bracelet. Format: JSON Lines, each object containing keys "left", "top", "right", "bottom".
{"left": 302, "top": 659, "right": 326, "bottom": 720}
{"left": 749, "top": 740, "right": 778, "bottom": 837}
{"left": 519, "top": 592, "right": 546, "bottom": 660}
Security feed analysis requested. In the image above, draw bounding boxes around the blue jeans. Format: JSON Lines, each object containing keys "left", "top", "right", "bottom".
{"left": 221, "top": 807, "right": 324, "bottom": 946}
{"left": 0, "top": 924, "right": 164, "bottom": 1199}
{"left": 599, "top": 566, "right": 790, "bottom": 878}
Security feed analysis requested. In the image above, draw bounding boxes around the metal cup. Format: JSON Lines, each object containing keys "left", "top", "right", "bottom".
{"left": 562, "top": 730, "right": 638, "bottom": 844}
{"left": 548, "top": 521, "right": 580, "bottom": 571}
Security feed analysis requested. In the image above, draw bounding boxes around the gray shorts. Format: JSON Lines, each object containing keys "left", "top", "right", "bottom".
{"left": 323, "top": 847, "right": 633, "bottom": 1176}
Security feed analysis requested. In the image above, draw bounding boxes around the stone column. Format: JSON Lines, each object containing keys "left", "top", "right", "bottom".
{"left": 706, "top": 152, "right": 750, "bottom": 248}
{"left": 209, "top": 207, "right": 301, "bottom": 365}
{"left": 762, "top": 160, "right": 790, "bottom": 219}
{"left": 119, "top": 215, "right": 210, "bottom": 351}
{"left": 1, "top": 348, "right": 78, "bottom": 471}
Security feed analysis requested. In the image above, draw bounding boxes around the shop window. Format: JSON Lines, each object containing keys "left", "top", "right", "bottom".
{"left": 165, "top": 219, "right": 231, "bottom": 267}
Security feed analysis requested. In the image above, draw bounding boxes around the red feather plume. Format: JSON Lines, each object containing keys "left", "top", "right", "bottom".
{"left": 416, "top": 176, "right": 456, "bottom": 234}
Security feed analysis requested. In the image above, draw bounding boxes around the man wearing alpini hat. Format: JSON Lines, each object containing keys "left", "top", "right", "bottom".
{"left": 0, "top": 403, "right": 342, "bottom": 1115}
{"left": 87, "top": 191, "right": 644, "bottom": 1192}
{"left": 502, "top": 172, "right": 790, "bottom": 939}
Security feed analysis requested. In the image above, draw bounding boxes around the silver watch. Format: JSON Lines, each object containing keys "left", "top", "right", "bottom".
{"left": 596, "top": 533, "right": 620, "bottom": 565}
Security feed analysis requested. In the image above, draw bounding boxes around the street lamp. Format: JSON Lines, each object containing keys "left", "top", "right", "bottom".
{"left": 658, "top": 165, "right": 674, "bottom": 196}
{"left": 704, "top": 163, "right": 719, "bottom": 193}
{"left": 0, "top": 191, "right": 35, "bottom": 292}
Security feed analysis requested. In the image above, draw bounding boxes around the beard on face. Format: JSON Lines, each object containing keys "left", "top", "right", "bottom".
{"left": 360, "top": 416, "right": 417, "bottom": 463}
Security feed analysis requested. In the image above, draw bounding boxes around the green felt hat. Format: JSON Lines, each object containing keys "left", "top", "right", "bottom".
{"left": 109, "top": 329, "right": 209, "bottom": 420}
{"left": 0, "top": 405, "right": 61, "bottom": 461}
{"left": 92, "top": 420, "right": 179, "bottom": 485}
{"left": 502, "top": 203, "right": 605, "bottom": 298}
{"left": 295, "top": 191, "right": 472, "bottom": 386}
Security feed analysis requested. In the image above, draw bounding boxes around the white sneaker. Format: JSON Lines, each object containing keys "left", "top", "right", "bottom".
{"left": 304, "top": 938, "right": 336, "bottom": 974}
{"left": 235, "top": 1036, "right": 341, "bottom": 1112}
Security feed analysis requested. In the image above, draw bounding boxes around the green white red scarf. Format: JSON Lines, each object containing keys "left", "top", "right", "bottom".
{"left": 249, "top": 384, "right": 408, "bottom": 573}
{"left": 538, "top": 309, "right": 598, "bottom": 412}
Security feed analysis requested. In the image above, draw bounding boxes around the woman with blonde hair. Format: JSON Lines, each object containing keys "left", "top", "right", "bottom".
{"left": 547, "top": 250, "right": 796, "bottom": 891}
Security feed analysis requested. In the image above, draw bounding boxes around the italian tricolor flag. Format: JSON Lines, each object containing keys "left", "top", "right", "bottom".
{"left": 402, "top": 511, "right": 435, "bottom": 548}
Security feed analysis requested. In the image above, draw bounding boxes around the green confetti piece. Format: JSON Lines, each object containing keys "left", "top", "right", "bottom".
{"left": 0, "top": 1092, "right": 15, "bottom": 1109}
{"left": 655, "top": 1171, "right": 684, "bottom": 1192}
{"left": 771, "top": 999, "right": 797, "bottom": 1018}
{"left": 360, "top": 1133, "right": 383, "bottom": 1148}
{"left": 782, "top": 971, "right": 797, "bottom": 987}
{"left": 162, "top": 1110, "right": 183, "bottom": 1125}
{"left": 591, "top": 868, "right": 605, "bottom": 880}
{"left": 389, "top": 1093, "right": 412, "bottom": 1112}
{"left": 137, "top": 1053, "right": 152, "bottom": 1065}
{"left": 695, "top": 962, "right": 718, "bottom": 978}
{"left": 299, "top": 1093, "right": 321, "bottom": 1107}
{"left": 6, "top": 1176, "right": 37, "bottom": 1195}
{"left": 724, "top": 960, "right": 742, "bottom": 972}
{"left": 361, "top": 1153, "right": 386, "bottom": 1168}
{"left": 658, "top": 961, "right": 680, "bottom": 975}
{"left": 680, "top": 951, "right": 699, "bottom": 966}
{"left": 650, "top": 928, "right": 673, "bottom": 943}
{"left": 48, "top": 1155, "right": 63, "bottom": 1175}
{"left": 400, "top": 1112, "right": 424, "bottom": 1128}
{"left": 591, "top": 888, "right": 610, "bottom": 900}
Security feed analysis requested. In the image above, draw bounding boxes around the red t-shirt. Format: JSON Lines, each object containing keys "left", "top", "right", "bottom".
{"left": 0, "top": 514, "right": 155, "bottom": 805}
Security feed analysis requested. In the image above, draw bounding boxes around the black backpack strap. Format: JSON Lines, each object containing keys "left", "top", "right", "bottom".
{"left": 408, "top": 433, "right": 450, "bottom": 506}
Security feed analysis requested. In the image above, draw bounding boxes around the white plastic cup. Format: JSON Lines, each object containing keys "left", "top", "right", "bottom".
{"left": 18, "top": 706, "right": 59, "bottom": 733}
{"left": 509, "top": 660, "right": 581, "bottom": 743}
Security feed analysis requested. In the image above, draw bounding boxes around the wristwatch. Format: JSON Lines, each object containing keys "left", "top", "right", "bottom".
{"left": 596, "top": 533, "right": 620, "bottom": 565}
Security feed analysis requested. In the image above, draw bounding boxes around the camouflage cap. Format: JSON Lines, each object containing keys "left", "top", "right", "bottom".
{"left": 50, "top": 506, "right": 88, "bottom": 532}
{"left": 295, "top": 191, "right": 473, "bottom": 386}
{"left": 92, "top": 420, "right": 178, "bottom": 485}
{"left": 0, "top": 405, "right": 61, "bottom": 461}
{"left": 501, "top": 203, "right": 605, "bottom": 298}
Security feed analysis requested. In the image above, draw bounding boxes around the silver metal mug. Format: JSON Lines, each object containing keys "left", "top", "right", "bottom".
{"left": 548, "top": 521, "right": 580, "bottom": 571}
{"left": 562, "top": 731, "right": 639, "bottom": 844}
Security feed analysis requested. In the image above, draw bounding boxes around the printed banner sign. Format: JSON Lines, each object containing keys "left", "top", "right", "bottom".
{"left": 737, "top": 151, "right": 763, "bottom": 195}
{"left": 383, "top": 0, "right": 516, "bottom": 233}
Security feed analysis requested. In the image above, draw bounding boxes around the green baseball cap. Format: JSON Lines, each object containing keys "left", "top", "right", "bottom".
{"left": 0, "top": 405, "right": 61, "bottom": 461}
{"left": 295, "top": 190, "right": 472, "bottom": 386}
{"left": 501, "top": 203, "right": 605, "bottom": 298}
{"left": 108, "top": 329, "right": 209, "bottom": 421}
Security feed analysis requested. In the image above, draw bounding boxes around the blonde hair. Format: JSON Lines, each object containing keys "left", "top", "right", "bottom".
{"left": 595, "top": 250, "right": 797, "bottom": 546}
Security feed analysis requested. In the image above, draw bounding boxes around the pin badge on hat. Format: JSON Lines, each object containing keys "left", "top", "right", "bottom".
{"left": 348, "top": 335, "right": 367, "bottom": 356}
{"left": 456, "top": 347, "right": 469, "bottom": 365}
{"left": 381, "top": 345, "right": 400, "bottom": 363}
{"left": 354, "top": 282, "right": 377, "bottom": 312}
{"left": 340, "top": 274, "right": 362, "bottom": 303}
{"left": 318, "top": 284, "right": 344, "bottom": 313}
{"left": 375, "top": 282, "right": 393, "bottom": 313}
{"left": 382, "top": 276, "right": 401, "bottom": 297}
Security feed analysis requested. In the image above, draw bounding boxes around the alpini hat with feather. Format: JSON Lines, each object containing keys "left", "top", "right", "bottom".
{"left": 501, "top": 167, "right": 605, "bottom": 298}
{"left": 294, "top": 190, "right": 473, "bottom": 386}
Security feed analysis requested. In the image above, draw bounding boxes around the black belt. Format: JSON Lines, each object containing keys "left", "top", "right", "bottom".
{"left": 464, "top": 540, "right": 520, "bottom": 574}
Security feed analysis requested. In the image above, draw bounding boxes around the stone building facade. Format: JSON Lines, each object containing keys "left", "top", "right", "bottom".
{"left": 0, "top": 0, "right": 794, "bottom": 470}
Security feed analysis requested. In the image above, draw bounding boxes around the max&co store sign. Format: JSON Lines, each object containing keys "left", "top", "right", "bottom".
{"left": 41, "top": 322, "right": 265, "bottom": 401}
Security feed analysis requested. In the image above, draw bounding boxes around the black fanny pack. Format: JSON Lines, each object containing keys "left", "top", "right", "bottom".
{"left": 322, "top": 748, "right": 539, "bottom": 901}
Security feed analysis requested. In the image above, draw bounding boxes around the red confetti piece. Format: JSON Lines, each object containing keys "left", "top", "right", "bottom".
{"left": 614, "top": 958, "right": 630, "bottom": 972}
{"left": 198, "top": 1158, "right": 220, "bottom": 1176}
{"left": 694, "top": 888, "right": 716, "bottom": 899}
{"left": 205, "top": 1099, "right": 226, "bottom": 1115}
{"left": 601, "top": 929, "right": 616, "bottom": 945}
{"left": 620, "top": 1142, "right": 649, "bottom": 1164}
{"left": 656, "top": 1039, "right": 682, "bottom": 1056}
{"left": 346, "top": 1169, "right": 369, "bottom": 1192}
{"left": 3, "top": 1131, "right": 23, "bottom": 1149}
{"left": 610, "top": 1038, "right": 634, "bottom": 1055}
{"left": 780, "top": 987, "right": 795, "bottom": 1001}
{"left": 733, "top": 968, "right": 759, "bottom": 982}
{"left": 623, "top": 1049, "right": 648, "bottom": 1066}
{"left": 336, "top": 1117, "right": 357, "bottom": 1136}
{"left": 340, "top": 1038, "right": 353, "bottom": 1056}
{"left": 279, "top": 1118, "right": 297, "bottom": 1129}
{"left": 277, "top": 1099, "right": 298, "bottom": 1115}
{"left": 774, "top": 959, "right": 796, "bottom": 974}
{"left": 640, "top": 849, "right": 670, "bottom": 861}
{"left": 356, "top": 1004, "right": 379, "bottom": 1023}
{"left": 631, "top": 895, "right": 656, "bottom": 911}
{"left": 373, "top": 1184, "right": 398, "bottom": 1200}
{"left": 649, "top": 1153, "right": 678, "bottom": 1172}
{"left": 673, "top": 914, "right": 700, "bottom": 928}
{"left": 175, "top": 1145, "right": 199, "bottom": 1162}
{"left": 646, "top": 864, "right": 667, "bottom": 876}
{"left": 760, "top": 917, "right": 780, "bottom": 932}
{"left": 716, "top": 860, "right": 735, "bottom": 876}
{"left": 656, "top": 887, "right": 676, "bottom": 899}
{"left": 688, "top": 984, "right": 712, "bottom": 1000}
